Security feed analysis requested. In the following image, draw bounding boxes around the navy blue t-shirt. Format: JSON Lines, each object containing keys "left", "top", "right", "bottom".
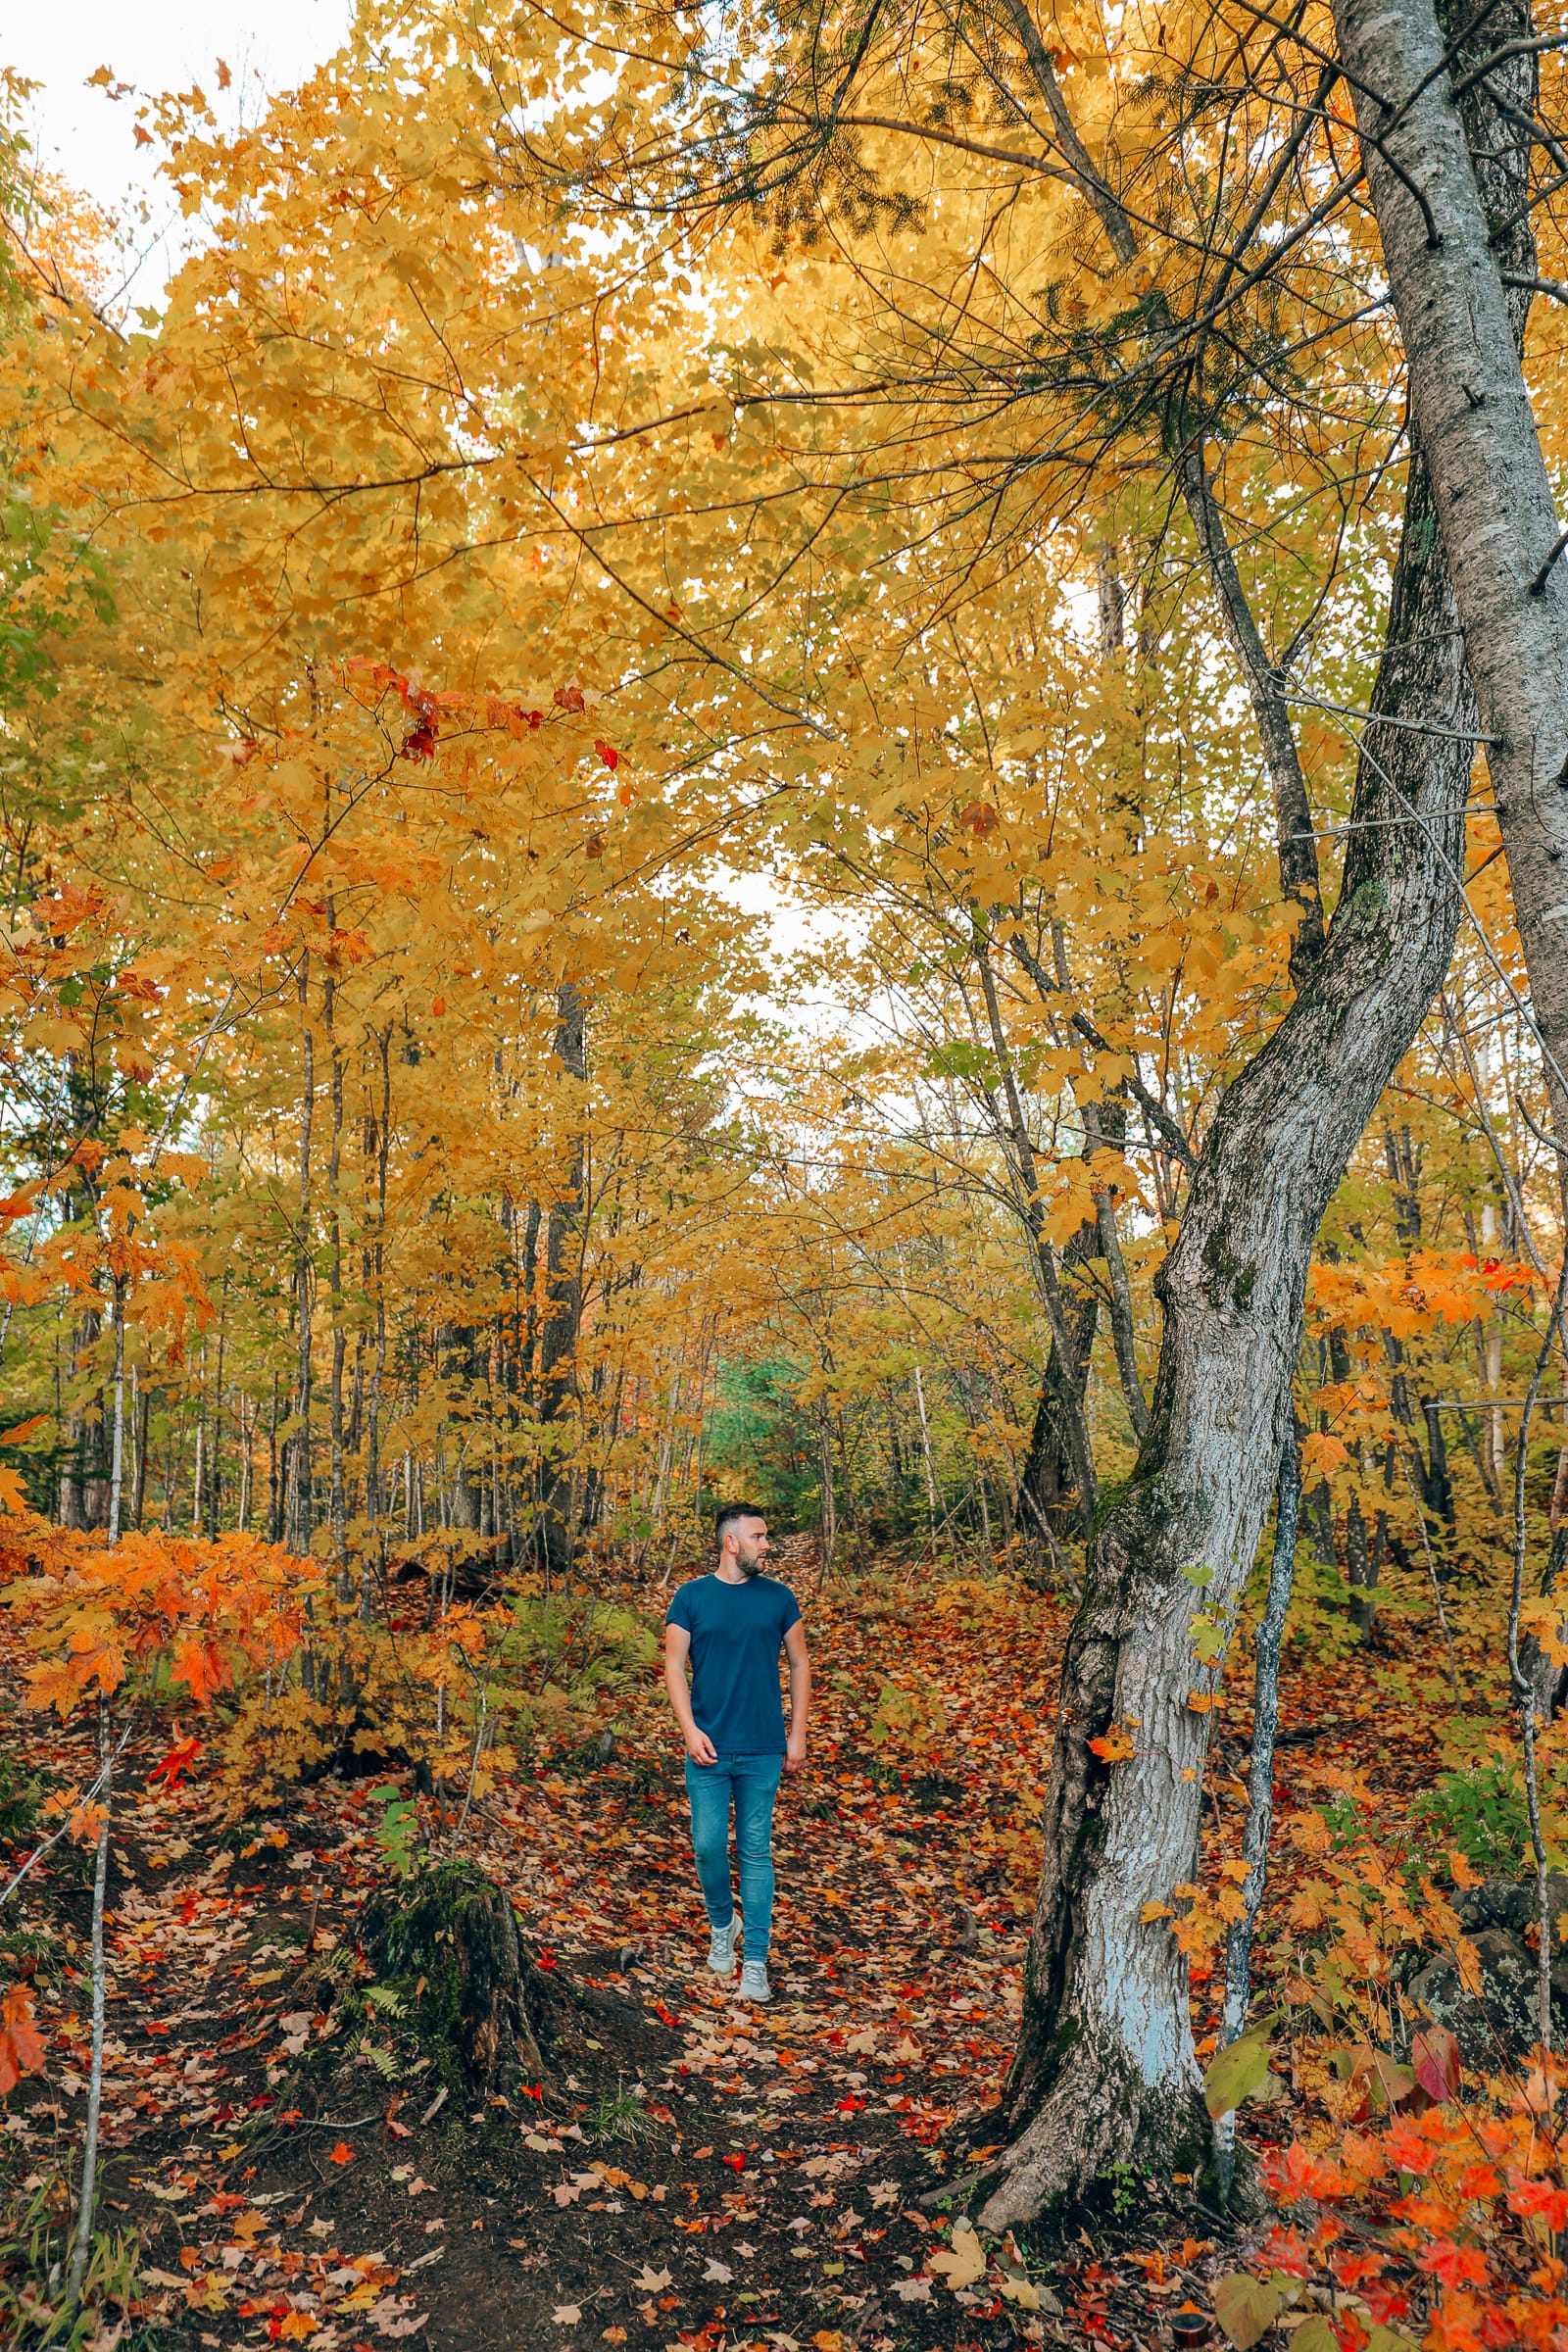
{"left": 665, "top": 1573, "right": 802, "bottom": 1754}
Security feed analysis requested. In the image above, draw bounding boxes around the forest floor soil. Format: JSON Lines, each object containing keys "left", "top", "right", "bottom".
{"left": 0, "top": 1551, "right": 1444, "bottom": 2352}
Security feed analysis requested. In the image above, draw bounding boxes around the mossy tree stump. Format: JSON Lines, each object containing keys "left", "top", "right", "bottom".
{"left": 362, "top": 1861, "right": 549, "bottom": 2096}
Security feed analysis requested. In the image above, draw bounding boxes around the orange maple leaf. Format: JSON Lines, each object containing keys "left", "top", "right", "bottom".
{"left": 0, "top": 1986, "right": 47, "bottom": 2097}
{"left": 171, "top": 1637, "right": 232, "bottom": 1706}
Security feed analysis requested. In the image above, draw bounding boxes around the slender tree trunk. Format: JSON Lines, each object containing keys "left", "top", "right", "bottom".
{"left": 980, "top": 436, "right": 1481, "bottom": 2230}
{"left": 191, "top": 1366, "right": 205, "bottom": 1536}
{"left": 209, "top": 1281, "right": 227, "bottom": 1538}
{"left": 238, "top": 1394, "right": 252, "bottom": 1532}
{"left": 1347, "top": 1485, "right": 1379, "bottom": 1639}
{"left": 912, "top": 1363, "right": 939, "bottom": 1533}
{"left": 267, "top": 1372, "right": 280, "bottom": 1544}
{"left": 1018, "top": 1218, "right": 1102, "bottom": 1540}
{"left": 289, "top": 961, "right": 316, "bottom": 1555}
{"left": 325, "top": 973, "right": 348, "bottom": 1582}
{"left": 1214, "top": 1432, "right": 1300, "bottom": 2196}
{"left": 1096, "top": 1185, "right": 1150, "bottom": 1443}
{"left": 537, "top": 983, "right": 587, "bottom": 1570}
{"left": 107, "top": 1280, "right": 126, "bottom": 1545}
{"left": 131, "top": 1375, "right": 150, "bottom": 1532}
{"left": 367, "top": 1029, "right": 392, "bottom": 1611}
{"left": 1171, "top": 438, "right": 1325, "bottom": 984}
{"left": 67, "top": 1705, "right": 112, "bottom": 2306}
{"left": 974, "top": 931, "right": 1100, "bottom": 1525}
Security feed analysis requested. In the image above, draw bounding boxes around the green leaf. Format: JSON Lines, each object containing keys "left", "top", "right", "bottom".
{"left": 1213, "top": 2273, "right": 1281, "bottom": 2351}
{"left": 1203, "top": 2030, "right": 1274, "bottom": 2119}
{"left": 1289, "top": 2321, "right": 1339, "bottom": 2352}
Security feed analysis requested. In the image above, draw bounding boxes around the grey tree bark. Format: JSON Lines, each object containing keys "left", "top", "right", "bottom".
{"left": 1332, "top": 0, "right": 1568, "bottom": 1133}
{"left": 980, "top": 439, "right": 1480, "bottom": 2225}
{"left": 1172, "top": 439, "right": 1327, "bottom": 986}
{"left": 975, "top": 0, "right": 1535, "bottom": 2225}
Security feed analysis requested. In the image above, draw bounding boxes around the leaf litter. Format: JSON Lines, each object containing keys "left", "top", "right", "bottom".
{"left": 0, "top": 1552, "right": 1509, "bottom": 2349}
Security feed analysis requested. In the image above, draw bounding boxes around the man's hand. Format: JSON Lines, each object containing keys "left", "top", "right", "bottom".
{"left": 784, "top": 1738, "right": 807, "bottom": 1777}
{"left": 666, "top": 1623, "right": 715, "bottom": 1764}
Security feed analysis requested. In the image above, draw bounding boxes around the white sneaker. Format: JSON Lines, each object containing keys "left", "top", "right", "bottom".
{"left": 707, "top": 1918, "right": 740, "bottom": 1976}
{"left": 739, "top": 1960, "right": 770, "bottom": 2003}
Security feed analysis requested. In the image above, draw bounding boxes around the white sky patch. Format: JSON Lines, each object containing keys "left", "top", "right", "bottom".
{"left": 13, "top": 0, "right": 353, "bottom": 304}
{"left": 717, "top": 861, "right": 866, "bottom": 1039}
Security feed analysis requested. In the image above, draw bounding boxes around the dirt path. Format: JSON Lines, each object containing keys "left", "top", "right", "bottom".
{"left": 0, "top": 1563, "right": 1440, "bottom": 2349}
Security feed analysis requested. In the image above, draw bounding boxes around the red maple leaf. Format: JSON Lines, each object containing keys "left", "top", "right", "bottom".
{"left": 1261, "top": 2141, "right": 1348, "bottom": 2202}
{"left": 1418, "top": 2240, "right": 1491, "bottom": 2289}
{"left": 1507, "top": 2174, "right": 1568, "bottom": 2230}
{"left": 148, "top": 1735, "right": 200, "bottom": 1789}
{"left": 1382, "top": 2114, "right": 1441, "bottom": 2177}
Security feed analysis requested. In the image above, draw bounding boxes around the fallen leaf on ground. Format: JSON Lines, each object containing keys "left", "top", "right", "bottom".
{"left": 926, "top": 2216, "right": 987, "bottom": 2291}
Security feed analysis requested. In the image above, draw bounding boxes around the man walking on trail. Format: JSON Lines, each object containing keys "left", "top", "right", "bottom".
{"left": 663, "top": 1504, "right": 810, "bottom": 2005}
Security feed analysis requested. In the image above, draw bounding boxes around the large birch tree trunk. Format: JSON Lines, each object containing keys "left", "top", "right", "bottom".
{"left": 980, "top": 456, "right": 1476, "bottom": 2219}
{"left": 976, "top": 0, "right": 1533, "bottom": 2226}
{"left": 1331, "top": 0, "right": 1568, "bottom": 1130}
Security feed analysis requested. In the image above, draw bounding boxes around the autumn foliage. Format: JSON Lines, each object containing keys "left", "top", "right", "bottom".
{"left": 2, "top": 0, "right": 1568, "bottom": 2344}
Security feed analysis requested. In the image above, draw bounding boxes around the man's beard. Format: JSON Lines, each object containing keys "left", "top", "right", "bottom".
{"left": 738, "top": 1553, "right": 764, "bottom": 1579}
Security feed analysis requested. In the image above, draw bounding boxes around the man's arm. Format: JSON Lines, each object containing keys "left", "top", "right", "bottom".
{"left": 784, "top": 1619, "right": 810, "bottom": 1774}
{"left": 664, "top": 1623, "right": 716, "bottom": 1765}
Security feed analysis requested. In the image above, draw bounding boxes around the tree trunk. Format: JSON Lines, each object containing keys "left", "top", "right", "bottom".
{"left": 60, "top": 1309, "right": 110, "bottom": 1532}
{"left": 1347, "top": 1488, "right": 1380, "bottom": 1639}
{"left": 979, "top": 439, "right": 1479, "bottom": 2228}
{"left": 325, "top": 970, "right": 348, "bottom": 1581}
{"left": 536, "top": 982, "right": 587, "bottom": 1571}
{"left": 1331, "top": 0, "right": 1568, "bottom": 1134}
{"left": 1172, "top": 435, "right": 1325, "bottom": 986}
{"left": 131, "top": 1377, "right": 150, "bottom": 1532}
{"left": 977, "top": 0, "right": 1536, "bottom": 2224}
{"left": 1018, "top": 1217, "right": 1102, "bottom": 1541}
{"left": 287, "top": 962, "right": 317, "bottom": 1556}
{"left": 1096, "top": 1183, "right": 1150, "bottom": 1443}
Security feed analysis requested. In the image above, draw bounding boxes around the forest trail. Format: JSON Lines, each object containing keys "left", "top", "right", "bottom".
{"left": 1, "top": 1552, "right": 1442, "bottom": 2352}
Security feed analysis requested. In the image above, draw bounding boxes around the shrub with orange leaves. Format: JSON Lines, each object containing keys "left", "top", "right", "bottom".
{"left": 1219, "top": 2085, "right": 1568, "bottom": 2352}
{"left": 0, "top": 1511, "right": 323, "bottom": 1722}
{"left": 1213, "top": 1800, "right": 1568, "bottom": 2352}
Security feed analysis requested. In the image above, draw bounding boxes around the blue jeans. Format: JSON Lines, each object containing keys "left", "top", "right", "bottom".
{"left": 684, "top": 1751, "right": 784, "bottom": 1962}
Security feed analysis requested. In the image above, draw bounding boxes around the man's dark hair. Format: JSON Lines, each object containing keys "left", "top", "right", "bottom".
{"left": 714, "top": 1501, "right": 767, "bottom": 1550}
